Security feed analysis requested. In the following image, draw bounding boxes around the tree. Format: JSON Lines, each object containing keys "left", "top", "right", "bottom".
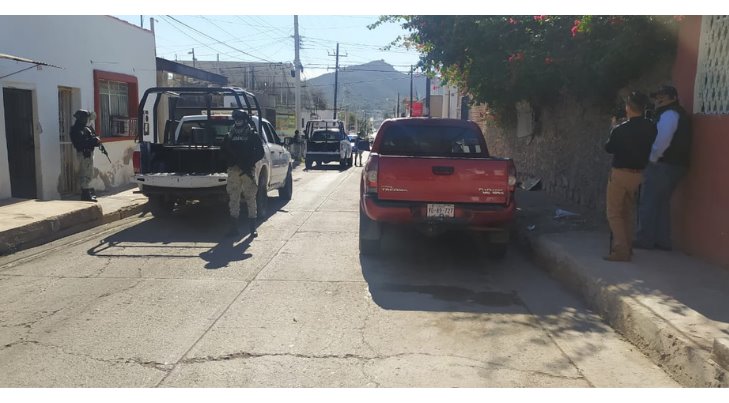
{"left": 371, "top": 16, "right": 680, "bottom": 116}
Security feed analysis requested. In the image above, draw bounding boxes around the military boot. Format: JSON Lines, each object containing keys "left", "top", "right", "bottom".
{"left": 88, "top": 188, "right": 98, "bottom": 202}
{"left": 226, "top": 220, "right": 239, "bottom": 237}
{"left": 81, "top": 189, "right": 94, "bottom": 202}
{"left": 248, "top": 218, "right": 258, "bottom": 238}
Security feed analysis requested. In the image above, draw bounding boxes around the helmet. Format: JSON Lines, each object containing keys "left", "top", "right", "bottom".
{"left": 73, "top": 109, "right": 90, "bottom": 119}
{"left": 231, "top": 109, "right": 248, "bottom": 121}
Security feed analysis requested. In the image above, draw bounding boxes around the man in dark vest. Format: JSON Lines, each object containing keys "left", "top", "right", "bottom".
{"left": 635, "top": 85, "right": 692, "bottom": 251}
{"left": 70, "top": 109, "right": 101, "bottom": 202}
{"left": 221, "top": 109, "right": 265, "bottom": 238}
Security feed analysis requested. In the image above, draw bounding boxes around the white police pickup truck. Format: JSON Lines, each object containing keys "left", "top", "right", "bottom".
{"left": 133, "top": 87, "right": 292, "bottom": 217}
{"left": 304, "top": 119, "right": 352, "bottom": 169}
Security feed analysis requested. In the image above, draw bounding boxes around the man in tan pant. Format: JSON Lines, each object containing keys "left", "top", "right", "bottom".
{"left": 604, "top": 92, "right": 657, "bottom": 261}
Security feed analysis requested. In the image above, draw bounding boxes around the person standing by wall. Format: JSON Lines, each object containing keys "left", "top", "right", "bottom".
{"left": 69, "top": 109, "right": 101, "bottom": 202}
{"left": 604, "top": 92, "right": 657, "bottom": 261}
{"left": 221, "top": 109, "right": 265, "bottom": 238}
{"left": 635, "top": 85, "right": 692, "bottom": 251}
{"left": 355, "top": 134, "right": 370, "bottom": 167}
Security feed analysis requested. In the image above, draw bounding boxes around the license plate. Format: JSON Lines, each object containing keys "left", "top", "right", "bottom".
{"left": 427, "top": 203, "right": 454, "bottom": 218}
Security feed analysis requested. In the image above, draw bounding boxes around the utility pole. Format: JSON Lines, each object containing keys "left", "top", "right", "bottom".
{"left": 409, "top": 65, "right": 414, "bottom": 117}
{"left": 189, "top": 48, "right": 196, "bottom": 68}
{"left": 333, "top": 44, "right": 340, "bottom": 119}
{"left": 328, "top": 43, "right": 346, "bottom": 119}
{"left": 294, "top": 15, "right": 302, "bottom": 133}
{"left": 425, "top": 76, "right": 431, "bottom": 117}
{"left": 140, "top": 16, "right": 144, "bottom": 28}
{"left": 396, "top": 92, "right": 400, "bottom": 117}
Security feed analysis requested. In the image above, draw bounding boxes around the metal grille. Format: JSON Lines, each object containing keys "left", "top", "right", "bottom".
{"left": 58, "top": 87, "right": 79, "bottom": 195}
{"left": 696, "top": 16, "right": 729, "bottom": 115}
{"left": 99, "top": 80, "right": 129, "bottom": 136}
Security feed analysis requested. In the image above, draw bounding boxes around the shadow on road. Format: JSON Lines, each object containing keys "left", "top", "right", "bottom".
{"left": 199, "top": 236, "right": 253, "bottom": 269}
{"left": 86, "top": 196, "right": 289, "bottom": 266}
{"left": 359, "top": 228, "right": 522, "bottom": 313}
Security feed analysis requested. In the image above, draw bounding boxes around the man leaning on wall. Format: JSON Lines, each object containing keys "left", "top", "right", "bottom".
{"left": 634, "top": 85, "right": 693, "bottom": 251}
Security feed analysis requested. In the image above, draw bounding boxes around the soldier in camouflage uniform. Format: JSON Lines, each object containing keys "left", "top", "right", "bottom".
{"left": 70, "top": 109, "right": 101, "bottom": 202}
{"left": 221, "top": 109, "right": 265, "bottom": 237}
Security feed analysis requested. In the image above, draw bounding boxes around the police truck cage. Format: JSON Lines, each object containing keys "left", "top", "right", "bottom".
{"left": 136, "top": 87, "right": 263, "bottom": 146}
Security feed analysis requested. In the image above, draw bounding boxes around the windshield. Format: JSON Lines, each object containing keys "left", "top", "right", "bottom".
{"left": 379, "top": 123, "right": 488, "bottom": 158}
{"left": 311, "top": 130, "right": 343, "bottom": 142}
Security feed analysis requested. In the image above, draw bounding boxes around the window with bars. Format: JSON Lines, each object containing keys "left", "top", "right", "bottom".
{"left": 99, "top": 79, "right": 129, "bottom": 137}
{"left": 696, "top": 16, "right": 729, "bottom": 115}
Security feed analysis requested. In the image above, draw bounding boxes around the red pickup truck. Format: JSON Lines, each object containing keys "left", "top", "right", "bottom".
{"left": 359, "top": 118, "right": 517, "bottom": 257}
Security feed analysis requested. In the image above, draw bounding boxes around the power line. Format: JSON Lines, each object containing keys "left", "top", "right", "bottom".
{"left": 165, "top": 15, "right": 274, "bottom": 63}
{"left": 158, "top": 16, "right": 248, "bottom": 63}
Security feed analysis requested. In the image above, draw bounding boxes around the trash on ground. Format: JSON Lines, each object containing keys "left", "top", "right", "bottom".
{"left": 520, "top": 177, "right": 542, "bottom": 191}
{"left": 554, "top": 208, "right": 580, "bottom": 219}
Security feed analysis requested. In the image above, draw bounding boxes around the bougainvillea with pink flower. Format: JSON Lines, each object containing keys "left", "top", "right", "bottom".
{"left": 370, "top": 15, "right": 681, "bottom": 117}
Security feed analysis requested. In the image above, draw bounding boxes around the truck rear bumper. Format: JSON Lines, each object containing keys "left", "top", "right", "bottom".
{"left": 134, "top": 173, "right": 227, "bottom": 188}
{"left": 361, "top": 195, "right": 515, "bottom": 230}
{"left": 306, "top": 151, "right": 342, "bottom": 161}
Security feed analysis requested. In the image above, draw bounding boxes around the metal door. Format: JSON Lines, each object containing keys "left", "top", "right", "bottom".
{"left": 58, "top": 87, "right": 79, "bottom": 194}
{"left": 3, "top": 88, "right": 37, "bottom": 198}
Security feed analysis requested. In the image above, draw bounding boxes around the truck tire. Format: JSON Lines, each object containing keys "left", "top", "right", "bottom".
{"left": 149, "top": 195, "right": 174, "bottom": 217}
{"left": 278, "top": 167, "right": 293, "bottom": 201}
{"left": 359, "top": 207, "right": 381, "bottom": 255}
{"left": 256, "top": 173, "right": 268, "bottom": 219}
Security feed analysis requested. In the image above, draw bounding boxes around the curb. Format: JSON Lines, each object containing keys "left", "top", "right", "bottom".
{"left": 0, "top": 205, "right": 102, "bottom": 255}
{"left": 514, "top": 224, "right": 729, "bottom": 387}
{"left": 0, "top": 201, "right": 147, "bottom": 256}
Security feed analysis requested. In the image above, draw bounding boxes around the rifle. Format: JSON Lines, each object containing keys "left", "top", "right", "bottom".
{"left": 98, "top": 143, "right": 112, "bottom": 164}
{"left": 87, "top": 125, "right": 111, "bottom": 163}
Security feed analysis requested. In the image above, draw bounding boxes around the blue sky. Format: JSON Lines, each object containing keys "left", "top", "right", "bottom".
{"left": 114, "top": 15, "right": 422, "bottom": 80}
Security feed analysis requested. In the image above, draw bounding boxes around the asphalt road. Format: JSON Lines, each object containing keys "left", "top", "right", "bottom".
{"left": 0, "top": 163, "right": 678, "bottom": 387}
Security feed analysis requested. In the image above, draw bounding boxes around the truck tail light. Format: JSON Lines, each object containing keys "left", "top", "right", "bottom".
{"left": 364, "top": 154, "right": 379, "bottom": 194}
{"left": 132, "top": 150, "right": 141, "bottom": 174}
{"left": 508, "top": 161, "right": 517, "bottom": 192}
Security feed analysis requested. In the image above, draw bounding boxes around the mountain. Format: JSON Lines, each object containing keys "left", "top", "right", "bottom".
{"left": 305, "top": 60, "right": 427, "bottom": 117}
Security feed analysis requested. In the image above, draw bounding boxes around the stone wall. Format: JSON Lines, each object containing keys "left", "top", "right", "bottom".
{"left": 470, "top": 64, "right": 672, "bottom": 215}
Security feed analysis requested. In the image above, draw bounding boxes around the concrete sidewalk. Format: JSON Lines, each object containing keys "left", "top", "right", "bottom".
{"left": 0, "top": 187, "right": 148, "bottom": 255}
{"left": 515, "top": 190, "right": 729, "bottom": 387}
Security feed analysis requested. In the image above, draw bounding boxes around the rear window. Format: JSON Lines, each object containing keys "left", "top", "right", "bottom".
{"left": 379, "top": 123, "right": 488, "bottom": 157}
{"left": 311, "top": 130, "right": 343, "bottom": 142}
{"left": 176, "top": 120, "right": 233, "bottom": 145}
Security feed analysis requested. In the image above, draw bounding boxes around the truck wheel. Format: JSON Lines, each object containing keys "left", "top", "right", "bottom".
{"left": 149, "top": 195, "right": 174, "bottom": 217}
{"left": 359, "top": 207, "right": 381, "bottom": 255}
{"left": 278, "top": 167, "right": 293, "bottom": 201}
{"left": 256, "top": 174, "right": 268, "bottom": 219}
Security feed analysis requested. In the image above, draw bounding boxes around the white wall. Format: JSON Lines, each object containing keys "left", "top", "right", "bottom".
{"left": 0, "top": 16, "right": 156, "bottom": 200}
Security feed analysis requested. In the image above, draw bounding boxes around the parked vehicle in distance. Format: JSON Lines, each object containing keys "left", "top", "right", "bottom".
{"left": 132, "top": 87, "right": 293, "bottom": 217}
{"left": 304, "top": 119, "right": 352, "bottom": 169}
{"left": 359, "top": 117, "right": 517, "bottom": 258}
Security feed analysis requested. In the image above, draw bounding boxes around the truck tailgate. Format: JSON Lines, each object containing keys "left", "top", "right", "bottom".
{"left": 377, "top": 156, "right": 510, "bottom": 204}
